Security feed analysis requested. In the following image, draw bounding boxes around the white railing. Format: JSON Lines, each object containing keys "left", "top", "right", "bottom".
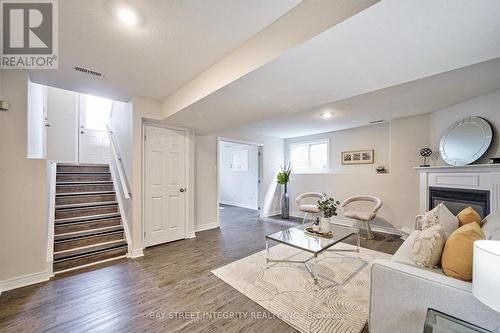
{"left": 107, "top": 125, "right": 131, "bottom": 199}
{"left": 106, "top": 125, "right": 133, "bottom": 255}
{"left": 46, "top": 160, "right": 57, "bottom": 277}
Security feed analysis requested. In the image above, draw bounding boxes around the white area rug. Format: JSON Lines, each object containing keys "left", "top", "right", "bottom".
{"left": 212, "top": 243, "right": 390, "bottom": 333}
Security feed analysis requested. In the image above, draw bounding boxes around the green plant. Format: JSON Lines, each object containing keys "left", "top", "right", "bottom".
{"left": 277, "top": 162, "right": 292, "bottom": 185}
{"left": 317, "top": 197, "right": 340, "bottom": 218}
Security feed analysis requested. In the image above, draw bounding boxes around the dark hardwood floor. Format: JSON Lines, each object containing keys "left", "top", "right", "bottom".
{"left": 0, "top": 206, "right": 403, "bottom": 333}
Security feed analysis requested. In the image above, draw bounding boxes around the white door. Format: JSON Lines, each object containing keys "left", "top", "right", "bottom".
{"left": 46, "top": 87, "right": 78, "bottom": 163}
{"left": 79, "top": 95, "right": 111, "bottom": 164}
{"left": 145, "top": 126, "right": 187, "bottom": 246}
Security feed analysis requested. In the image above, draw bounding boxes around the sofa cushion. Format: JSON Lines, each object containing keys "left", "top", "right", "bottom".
{"left": 457, "top": 206, "right": 481, "bottom": 227}
{"left": 412, "top": 224, "right": 446, "bottom": 267}
{"left": 422, "top": 203, "right": 459, "bottom": 237}
{"left": 441, "top": 222, "right": 485, "bottom": 281}
{"left": 391, "top": 230, "right": 421, "bottom": 266}
{"left": 481, "top": 210, "right": 500, "bottom": 240}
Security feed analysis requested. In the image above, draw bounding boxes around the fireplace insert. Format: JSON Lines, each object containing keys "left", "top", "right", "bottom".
{"left": 429, "top": 187, "right": 490, "bottom": 219}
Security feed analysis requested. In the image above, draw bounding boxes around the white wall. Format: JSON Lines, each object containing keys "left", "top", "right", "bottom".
{"left": 195, "top": 128, "right": 284, "bottom": 229}
{"left": 27, "top": 80, "right": 46, "bottom": 159}
{"left": 430, "top": 89, "right": 500, "bottom": 164}
{"left": 285, "top": 115, "right": 430, "bottom": 232}
{"left": 110, "top": 100, "right": 133, "bottom": 182}
{"left": 219, "top": 142, "right": 259, "bottom": 210}
{"left": 0, "top": 70, "right": 48, "bottom": 287}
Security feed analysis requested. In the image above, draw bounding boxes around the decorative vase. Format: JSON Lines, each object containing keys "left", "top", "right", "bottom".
{"left": 281, "top": 183, "right": 289, "bottom": 219}
{"left": 320, "top": 217, "right": 330, "bottom": 233}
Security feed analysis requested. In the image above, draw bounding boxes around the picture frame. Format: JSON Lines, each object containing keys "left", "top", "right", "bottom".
{"left": 341, "top": 149, "right": 374, "bottom": 165}
{"left": 231, "top": 150, "right": 249, "bottom": 171}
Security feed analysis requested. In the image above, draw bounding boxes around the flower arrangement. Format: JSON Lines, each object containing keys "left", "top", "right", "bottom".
{"left": 317, "top": 197, "right": 340, "bottom": 218}
{"left": 277, "top": 162, "right": 292, "bottom": 185}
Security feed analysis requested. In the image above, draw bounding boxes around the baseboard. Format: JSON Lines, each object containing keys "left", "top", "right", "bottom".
{"left": 289, "top": 213, "right": 402, "bottom": 236}
{"left": 194, "top": 222, "right": 219, "bottom": 232}
{"left": 220, "top": 200, "right": 258, "bottom": 210}
{"left": 0, "top": 270, "right": 51, "bottom": 294}
{"left": 186, "top": 231, "right": 196, "bottom": 239}
{"left": 262, "top": 210, "right": 281, "bottom": 218}
{"left": 128, "top": 248, "right": 144, "bottom": 259}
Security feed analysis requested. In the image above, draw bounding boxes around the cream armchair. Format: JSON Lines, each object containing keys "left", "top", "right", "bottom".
{"left": 341, "top": 195, "right": 383, "bottom": 239}
{"left": 295, "top": 192, "right": 324, "bottom": 224}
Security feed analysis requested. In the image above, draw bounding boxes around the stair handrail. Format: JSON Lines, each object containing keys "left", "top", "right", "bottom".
{"left": 107, "top": 125, "right": 131, "bottom": 199}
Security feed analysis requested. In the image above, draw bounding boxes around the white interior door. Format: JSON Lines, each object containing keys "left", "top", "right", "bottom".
{"left": 145, "top": 126, "right": 187, "bottom": 247}
{"left": 46, "top": 87, "right": 78, "bottom": 163}
{"left": 79, "top": 95, "right": 111, "bottom": 164}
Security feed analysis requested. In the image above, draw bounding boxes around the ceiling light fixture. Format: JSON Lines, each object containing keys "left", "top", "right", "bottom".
{"left": 321, "top": 112, "right": 334, "bottom": 119}
{"left": 117, "top": 7, "right": 138, "bottom": 26}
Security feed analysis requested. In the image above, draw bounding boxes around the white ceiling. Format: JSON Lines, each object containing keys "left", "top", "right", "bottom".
{"left": 243, "top": 58, "right": 500, "bottom": 138}
{"left": 164, "top": 0, "right": 500, "bottom": 136}
{"left": 28, "top": 0, "right": 301, "bottom": 101}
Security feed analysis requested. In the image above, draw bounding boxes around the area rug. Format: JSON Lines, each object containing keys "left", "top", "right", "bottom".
{"left": 212, "top": 243, "right": 391, "bottom": 333}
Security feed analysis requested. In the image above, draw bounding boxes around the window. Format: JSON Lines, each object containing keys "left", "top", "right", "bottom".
{"left": 84, "top": 95, "right": 112, "bottom": 131}
{"left": 290, "top": 140, "right": 329, "bottom": 172}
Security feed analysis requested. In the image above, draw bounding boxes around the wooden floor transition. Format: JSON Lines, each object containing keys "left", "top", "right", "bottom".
{"left": 0, "top": 205, "right": 403, "bottom": 333}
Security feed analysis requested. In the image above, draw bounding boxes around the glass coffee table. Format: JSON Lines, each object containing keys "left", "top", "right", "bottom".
{"left": 265, "top": 224, "right": 360, "bottom": 284}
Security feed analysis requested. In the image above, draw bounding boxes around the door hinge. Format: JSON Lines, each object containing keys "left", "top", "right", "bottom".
{"left": 144, "top": 231, "right": 146, "bottom": 237}
{"left": 144, "top": 135, "right": 146, "bottom": 141}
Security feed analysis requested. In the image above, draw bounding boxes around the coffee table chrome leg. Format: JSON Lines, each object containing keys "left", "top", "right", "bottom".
{"left": 265, "top": 239, "right": 269, "bottom": 268}
{"left": 356, "top": 232, "right": 360, "bottom": 253}
{"left": 313, "top": 255, "right": 319, "bottom": 285}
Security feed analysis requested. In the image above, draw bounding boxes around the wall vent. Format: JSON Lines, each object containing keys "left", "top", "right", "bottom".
{"left": 369, "top": 119, "right": 385, "bottom": 124}
{"left": 73, "top": 66, "right": 104, "bottom": 78}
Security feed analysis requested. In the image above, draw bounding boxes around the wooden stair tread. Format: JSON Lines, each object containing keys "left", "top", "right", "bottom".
{"left": 56, "top": 181, "right": 114, "bottom": 185}
{"left": 55, "top": 225, "right": 124, "bottom": 240}
{"left": 55, "top": 217, "right": 121, "bottom": 234}
{"left": 55, "top": 212, "right": 121, "bottom": 224}
{"left": 55, "top": 201, "right": 118, "bottom": 210}
{"left": 54, "top": 240, "right": 127, "bottom": 260}
{"left": 57, "top": 172, "right": 111, "bottom": 174}
{"left": 53, "top": 247, "right": 127, "bottom": 273}
{"left": 56, "top": 191, "right": 115, "bottom": 197}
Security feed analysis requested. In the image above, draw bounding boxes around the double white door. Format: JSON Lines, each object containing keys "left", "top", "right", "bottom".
{"left": 144, "top": 126, "right": 187, "bottom": 246}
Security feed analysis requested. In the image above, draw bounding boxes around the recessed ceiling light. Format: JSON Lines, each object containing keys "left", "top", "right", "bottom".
{"left": 321, "top": 112, "right": 334, "bottom": 119}
{"left": 117, "top": 7, "right": 138, "bottom": 26}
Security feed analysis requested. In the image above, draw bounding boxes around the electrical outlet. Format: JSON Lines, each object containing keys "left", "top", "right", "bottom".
{"left": 0, "top": 101, "right": 9, "bottom": 111}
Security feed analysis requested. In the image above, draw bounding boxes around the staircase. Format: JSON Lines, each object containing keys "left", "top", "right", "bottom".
{"left": 53, "top": 164, "right": 128, "bottom": 273}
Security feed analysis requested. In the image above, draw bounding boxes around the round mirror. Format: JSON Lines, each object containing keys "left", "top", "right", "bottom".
{"left": 439, "top": 117, "right": 492, "bottom": 166}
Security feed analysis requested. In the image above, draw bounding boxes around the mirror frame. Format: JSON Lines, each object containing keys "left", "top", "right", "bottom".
{"left": 439, "top": 116, "right": 493, "bottom": 166}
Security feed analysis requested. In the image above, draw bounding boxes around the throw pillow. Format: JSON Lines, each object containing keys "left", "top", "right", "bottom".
{"left": 481, "top": 210, "right": 500, "bottom": 240}
{"left": 391, "top": 230, "right": 422, "bottom": 266}
{"left": 441, "top": 222, "right": 485, "bottom": 281}
{"left": 457, "top": 207, "right": 481, "bottom": 227}
{"left": 422, "top": 203, "right": 459, "bottom": 237}
{"left": 412, "top": 224, "right": 446, "bottom": 267}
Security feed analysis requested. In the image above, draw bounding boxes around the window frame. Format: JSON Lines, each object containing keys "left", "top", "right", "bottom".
{"left": 289, "top": 138, "right": 330, "bottom": 174}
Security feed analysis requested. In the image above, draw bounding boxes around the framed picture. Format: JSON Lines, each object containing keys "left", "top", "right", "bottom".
{"left": 341, "top": 149, "right": 374, "bottom": 165}
{"left": 231, "top": 150, "right": 249, "bottom": 171}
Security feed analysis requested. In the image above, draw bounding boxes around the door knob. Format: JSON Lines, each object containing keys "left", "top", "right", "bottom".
{"left": 180, "top": 188, "right": 186, "bottom": 192}
{"left": 45, "top": 124, "right": 51, "bottom": 127}
{"left": 80, "top": 131, "right": 84, "bottom": 134}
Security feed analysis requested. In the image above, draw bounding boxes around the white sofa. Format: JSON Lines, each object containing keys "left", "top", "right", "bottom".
{"left": 369, "top": 211, "right": 500, "bottom": 332}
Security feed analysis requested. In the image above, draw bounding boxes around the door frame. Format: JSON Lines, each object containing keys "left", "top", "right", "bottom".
{"left": 142, "top": 122, "right": 192, "bottom": 248}
{"left": 216, "top": 136, "right": 264, "bottom": 228}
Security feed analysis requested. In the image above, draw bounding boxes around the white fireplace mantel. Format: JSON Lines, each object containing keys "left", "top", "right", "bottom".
{"left": 415, "top": 164, "right": 500, "bottom": 215}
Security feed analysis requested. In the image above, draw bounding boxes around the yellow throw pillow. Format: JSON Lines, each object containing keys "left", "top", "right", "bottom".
{"left": 441, "top": 222, "right": 485, "bottom": 281}
{"left": 457, "top": 207, "right": 481, "bottom": 227}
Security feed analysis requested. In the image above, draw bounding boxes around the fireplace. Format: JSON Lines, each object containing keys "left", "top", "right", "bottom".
{"left": 429, "top": 187, "right": 490, "bottom": 219}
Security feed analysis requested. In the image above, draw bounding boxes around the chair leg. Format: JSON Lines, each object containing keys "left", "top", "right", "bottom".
{"left": 302, "top": 212, "right": 308, "bottom": 224}
{"left": 364, "top": 221, "right": 375, "bottom": 240}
